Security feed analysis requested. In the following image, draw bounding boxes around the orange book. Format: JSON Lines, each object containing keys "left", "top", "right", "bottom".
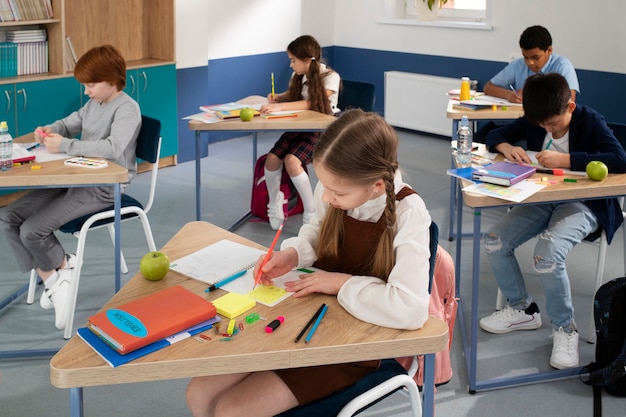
{"left": 87, "top": 285, "right": 216, "bottom": 354}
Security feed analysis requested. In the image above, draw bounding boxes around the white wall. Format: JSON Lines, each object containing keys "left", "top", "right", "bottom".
{"left": 334, "top": 0, "right": 626, "bottom": 74}
{"left": 175, "top": 0, "right": 335, "bottom": 69}
{"left": 176, "top": 0, "right": 625, "bottom": 74}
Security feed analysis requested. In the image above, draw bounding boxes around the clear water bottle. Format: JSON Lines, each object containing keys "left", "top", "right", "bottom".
{"left": 0, "top": 121, "right": 12, "bottom": 171}
{"left": 456, "top": 116, "right": 472, "bottom": 166}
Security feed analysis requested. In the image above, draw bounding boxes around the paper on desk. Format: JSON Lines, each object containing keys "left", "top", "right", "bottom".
{"left": 182, "top": 111, "right": 222, "bottom": 124}
{"left": 460, "top": 95, "right": 519, "bottom": 107}
{"left": 515, "top": 151, "right": 586, "bottom": 176}
{"left": 462, "top": 180, "right": 546, "bottom": 203}
{"left": 30, "top": 146, "right": 68, "bottom": 162}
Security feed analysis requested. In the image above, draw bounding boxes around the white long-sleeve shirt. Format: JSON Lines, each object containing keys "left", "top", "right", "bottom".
{"left": 281, "top": 172, "right": 432, "bottom": 330}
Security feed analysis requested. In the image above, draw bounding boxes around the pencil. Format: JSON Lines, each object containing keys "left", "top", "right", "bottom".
{"left": 295, "top": 303, "right": 326, "bottom": 343}
{"left": 204, "top": 269, "right": 248, "bottom": 293}
{"left": 305, "top": 304, "right": 328, "bottom": 343}
{"left": 254, "top": 223, "right": 283, "bottom": 288}
{"left": 263, "top": 114, "right": 298, "bottom": 120}
{"left": 271, "top": 72, "right": 275, "bottom": 99}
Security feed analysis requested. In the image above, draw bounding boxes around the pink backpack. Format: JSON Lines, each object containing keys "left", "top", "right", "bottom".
{"left": 250, "top": 154, "right": 305, "bottom": 222}
{"left": 396, "top": 245, "right": 458, "bottom": 387}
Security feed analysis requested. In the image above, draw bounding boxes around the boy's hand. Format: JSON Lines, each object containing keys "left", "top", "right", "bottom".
{"left": 496, "top": 143, "right": 532, "bottom": 164}
{"left": 506, "top": 89, "right": 522, "bottom": 104}
{"left": 42, "top": 133, "right": 63, "bottom": 153}
{"left": 536, "top": 150, "right": 570, "bottom": 168}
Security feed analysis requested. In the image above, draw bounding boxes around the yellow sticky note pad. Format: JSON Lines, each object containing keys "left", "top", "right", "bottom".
{"left": 247, "top": 285, "right": 289, "bottom": 306}
{"left": 212, "top": 292, "right": 256, "bottom": 318}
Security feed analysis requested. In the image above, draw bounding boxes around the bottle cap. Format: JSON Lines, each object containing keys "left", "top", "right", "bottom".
{"left": 0, "top": 121, "right": 7, "bottom": 130}
{"left": 462, "top": 76, "right": 470, "bottom": 81}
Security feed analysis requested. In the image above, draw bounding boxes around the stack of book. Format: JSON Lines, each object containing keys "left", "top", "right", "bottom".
{"left": 0, "top": 42, "right": 17, "bottom": 77}
{"left": 80, "top": 285, "right": 219, "bottom": 367}
{"left": 2, "top": 29, "right": 48, "bottom": 76}
{"left": 0, "top": 0, "right": 53, "bottom": 22}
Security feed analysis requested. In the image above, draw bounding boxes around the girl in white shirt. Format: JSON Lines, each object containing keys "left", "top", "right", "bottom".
{"left": 260, "top": 35, "right": 341, "bottom": 230}
{"left": 186, "top": 109, "right": 432, "bottom": 417}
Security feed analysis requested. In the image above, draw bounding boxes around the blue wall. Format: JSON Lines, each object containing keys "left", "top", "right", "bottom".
{"left": 176, "top": 46, "right": 626, "bottom": 163}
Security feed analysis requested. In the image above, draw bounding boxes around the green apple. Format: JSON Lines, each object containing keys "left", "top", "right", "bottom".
{"left": 240, "top": 107, "right": 255, "bottom": 122}
{"left": 586, "top": 161, "right": 608, "bottom": 181}
{"left": 139, "top": 251, "right": 170, "bottom": 281}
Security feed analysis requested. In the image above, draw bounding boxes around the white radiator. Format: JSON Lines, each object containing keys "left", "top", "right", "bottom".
{"left": 384, "top": 71, "right": 458, "bottom": 137}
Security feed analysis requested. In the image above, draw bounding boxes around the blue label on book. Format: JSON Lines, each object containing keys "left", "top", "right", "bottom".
{"left": 106, "top": 309, "right": 148, "bottom": 338}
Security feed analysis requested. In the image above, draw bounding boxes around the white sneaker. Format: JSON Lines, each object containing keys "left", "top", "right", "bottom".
{"left": 40, "top": 254, "right": 76, "bottom": 310}
{"left": 40, "top": 269, "right": 72, "bottom": 330}
{"left": 302, "top": 211, "right": 315, "bottom": 225}
{"left": 479, "top": 302, "right": 542, "bottom": 334}
{"left": 267, "top": 191, "right": 286, "bottom": 230}
{"left": 550, "top": 327, "right": 579, "bottom": 369}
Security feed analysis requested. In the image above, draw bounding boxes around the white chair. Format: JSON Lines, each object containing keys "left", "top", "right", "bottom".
{"left": 27, "top": 115, "right": 162, "bottom": 339}
{"left": 496, "top": 122, "right": 626, "bottom": 343}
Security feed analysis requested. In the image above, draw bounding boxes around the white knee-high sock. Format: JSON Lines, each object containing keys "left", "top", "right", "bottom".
{"left": 264, "top": 166, "right": 283, "bottom": 204}
{"left": 290, "top": 171, "right": 315, "bottom": 214}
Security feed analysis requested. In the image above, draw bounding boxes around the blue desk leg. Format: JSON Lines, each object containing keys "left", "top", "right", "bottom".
{"left": 448, "top": 120, "right": 459, "bottom": 240}
{"left": 114, "top": 183, "right": 121, "bottom": 292}
{"left": 195, "top": 130, "right": 202, "bottom": 221}
{"left": 69, "top": 388, "right": 84, "bottom": 417}
{"left": 422, "top": 353, "right": 436, "bottom": 417}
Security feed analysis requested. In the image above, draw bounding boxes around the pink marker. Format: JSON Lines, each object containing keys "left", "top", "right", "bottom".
{"left": 35, "top": 128, "right": 50, "bottom": 137}
{"left": 265, "top": 316, "right": 285, "bottom": 333}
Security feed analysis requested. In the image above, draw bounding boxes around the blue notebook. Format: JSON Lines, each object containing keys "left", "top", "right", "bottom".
{"left": 77, "top": 317, "right": 220, "bottom": 368}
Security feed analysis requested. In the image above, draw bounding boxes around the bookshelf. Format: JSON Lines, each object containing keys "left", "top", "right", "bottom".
{"left": 0, "top": 0, "right": 177, "bottom": 204}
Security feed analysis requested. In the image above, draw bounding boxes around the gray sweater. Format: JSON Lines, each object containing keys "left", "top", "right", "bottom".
{"left": 48, "top": 92, "right": 141, "bottom": 188}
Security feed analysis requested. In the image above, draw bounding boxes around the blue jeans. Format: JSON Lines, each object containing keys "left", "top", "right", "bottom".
{"left": 483, "top": 202, "right": 598, "bottom": 332}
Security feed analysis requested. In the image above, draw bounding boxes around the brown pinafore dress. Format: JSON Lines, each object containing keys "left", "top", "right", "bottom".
{"left": 275, "top": 187, "right": 416, "bottom": 405}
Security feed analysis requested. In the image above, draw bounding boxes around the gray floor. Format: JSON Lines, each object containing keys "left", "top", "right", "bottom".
{"left": 1, "top": 129, "right": 624, "bottom": 416}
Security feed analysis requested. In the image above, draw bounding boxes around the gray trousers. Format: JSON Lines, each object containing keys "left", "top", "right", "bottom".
{"left": 0, "top": 186, "right": 114, "bottom": 273}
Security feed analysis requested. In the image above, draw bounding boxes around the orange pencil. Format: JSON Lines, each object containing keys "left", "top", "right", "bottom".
{"left": 263, "top": 114, "right": 298, "bottom": 119}
{"left": 254, "top": 223, "right": 283, "bottom": 288}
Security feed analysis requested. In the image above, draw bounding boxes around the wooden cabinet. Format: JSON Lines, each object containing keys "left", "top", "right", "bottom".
{"left": 0, "top": 0, "right": 177, "bottom": 164}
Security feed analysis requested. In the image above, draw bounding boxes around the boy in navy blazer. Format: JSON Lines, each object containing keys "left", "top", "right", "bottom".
{"left": 480, "top": 73, "right": 626, "bottom": 370}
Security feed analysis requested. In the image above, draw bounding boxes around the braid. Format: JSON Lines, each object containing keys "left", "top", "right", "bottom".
{"left": 371, "top": 168, "right": 397, "bottom": 281}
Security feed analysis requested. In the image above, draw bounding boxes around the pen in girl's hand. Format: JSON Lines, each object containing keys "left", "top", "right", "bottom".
{"left": 254, "top": 223, "right": 283, "bottom": 288}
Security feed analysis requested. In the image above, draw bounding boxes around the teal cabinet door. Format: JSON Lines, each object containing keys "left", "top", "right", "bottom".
{"left": 126, "top": 65, "right": 178, "bottom": 159}
{"left": 15, "top": 77, "right": 82, "bottom": 136}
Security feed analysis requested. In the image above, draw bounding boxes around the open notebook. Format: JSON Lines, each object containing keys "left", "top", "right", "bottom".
{"left": 169, "top": 239, "right": 313, "bottom": 307}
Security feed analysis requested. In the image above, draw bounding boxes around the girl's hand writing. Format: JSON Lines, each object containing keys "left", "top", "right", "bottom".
{"left": 253, "top": 248, "right": 298, "bottom": 285}
{"left": 260, "top": 102, "right": 282, "bottom": 114}
{"left": 266, "top": 93, "right": 278, "bottom": 103}
{"left": 284, "top": 270, "right": 351, "bottom": 298}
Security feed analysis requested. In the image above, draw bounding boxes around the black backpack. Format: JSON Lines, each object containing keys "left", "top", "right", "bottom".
{"left": 580, "top": 277, "right": 626, "bottom": 417}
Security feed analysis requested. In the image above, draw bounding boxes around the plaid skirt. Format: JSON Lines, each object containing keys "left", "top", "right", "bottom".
{"left": 269, "top": 131, "right": 321, "bottom": 165}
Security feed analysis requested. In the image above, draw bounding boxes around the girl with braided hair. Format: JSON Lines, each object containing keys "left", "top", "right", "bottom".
{"left": 260, "top": 35, "right": 340, "bottom": 230}
{"left": 186, "top": 109, "right": 432, "bottom": 417}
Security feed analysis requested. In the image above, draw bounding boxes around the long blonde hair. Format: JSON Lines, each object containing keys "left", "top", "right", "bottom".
{"left": 313, "top": 109, "right": 399, "bottom": 280}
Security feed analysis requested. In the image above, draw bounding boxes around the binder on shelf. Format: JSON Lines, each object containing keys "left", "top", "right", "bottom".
{"left": 471, "top": 162, "right": 536, "bottom": 186}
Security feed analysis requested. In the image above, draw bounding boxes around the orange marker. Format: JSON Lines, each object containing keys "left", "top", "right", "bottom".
{"left": 254, "top": 223, "right": 283, "bottom": 288}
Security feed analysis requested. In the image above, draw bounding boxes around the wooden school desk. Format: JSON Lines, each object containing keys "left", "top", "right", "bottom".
{"left": 453, "top": 168, "right": 626, "bottom": 392}
{"left": 187, "top": 96, "right": 336, "bottom": 228}
{"left": 446, "top": 99, "right": 524, "bottom": 240}
{"left": 0, "top": 136, "right": 128, "bottom": 359}
{"left": 50, "top": 221, "right": 448, "bottom": 417}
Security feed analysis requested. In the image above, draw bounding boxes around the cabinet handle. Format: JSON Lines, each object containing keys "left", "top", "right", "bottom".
{"left": 129, "top": 75, "right": 136, "bottom": 96}
{"left": 17, "top": 88, "right": 27, "bottom": 112}
{"left": 140, "top": 71, "right": 147, "bottom": 93}
{"left": 4, "top": 90, "right": 11, "bottom": 114}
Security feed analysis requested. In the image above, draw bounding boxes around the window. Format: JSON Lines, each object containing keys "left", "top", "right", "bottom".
{"left": 382, "top": 0, "right": 491, "bottom": 30}
{"left": 407, "top": 0, "right": 487, "bottom": 21}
